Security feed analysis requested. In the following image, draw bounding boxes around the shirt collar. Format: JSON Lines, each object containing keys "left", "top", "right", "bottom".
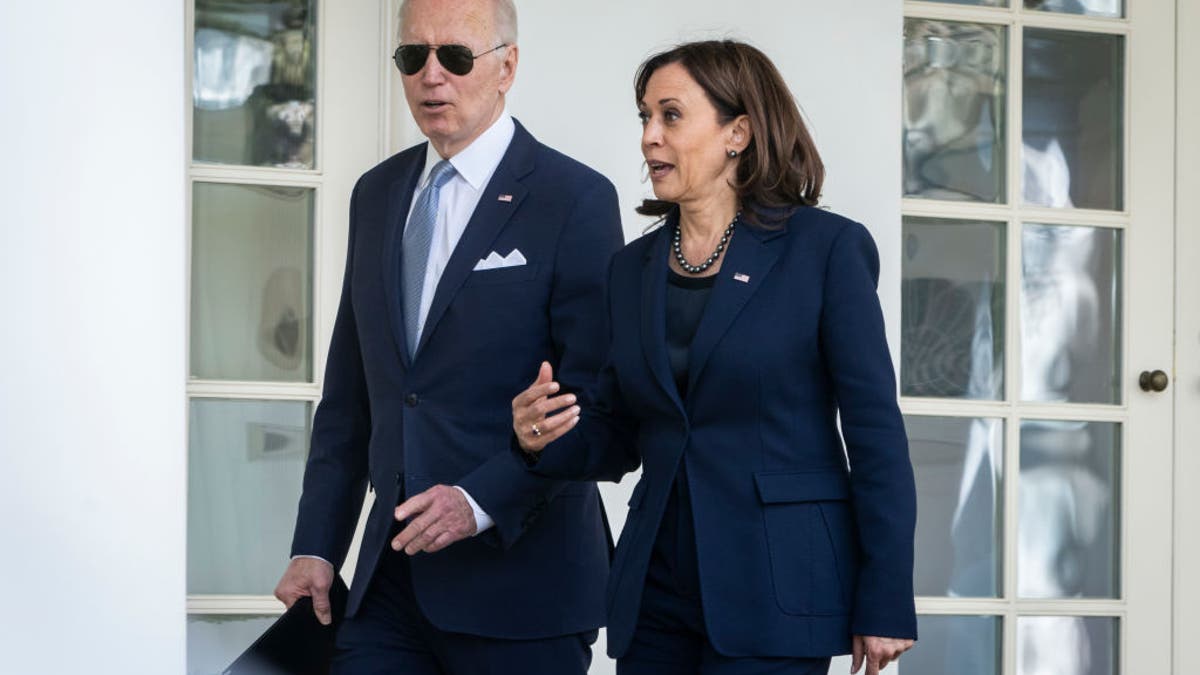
{"left": 419, "top": 111, "right": 515, "bottom": 191}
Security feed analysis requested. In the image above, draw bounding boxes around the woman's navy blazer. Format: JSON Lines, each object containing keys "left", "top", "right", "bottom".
{"left": 532, "top": 206, "right": 919, "bottom": 659}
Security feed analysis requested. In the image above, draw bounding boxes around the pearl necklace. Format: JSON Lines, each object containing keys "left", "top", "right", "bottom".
{"left": 673, "top": 212, "right": 738, "bottom": 275}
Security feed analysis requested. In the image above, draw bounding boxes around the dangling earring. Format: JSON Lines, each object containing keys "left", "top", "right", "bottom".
{"left": 727, "top": 149, "right": 738, "bottom": 158}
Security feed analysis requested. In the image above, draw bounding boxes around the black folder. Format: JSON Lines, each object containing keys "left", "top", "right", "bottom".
{"left": 223, "top": 575, "right": 349, "bottom": 675}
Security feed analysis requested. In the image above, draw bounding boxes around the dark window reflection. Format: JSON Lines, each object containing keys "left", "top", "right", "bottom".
{"left": 904, "top": 20, "right": 1007, "bottom": 202}
{"left": 1023, "top": 29, "right": 1123, "bottom": 209}
{"left": 1025, "top": 0, "right": 1122, "bottom": 18}
{"left": 194, "top": 0, "right": 317, "bottom": 168}
{"left": 902, "top": 218, "right": 1005, "bottom": 400}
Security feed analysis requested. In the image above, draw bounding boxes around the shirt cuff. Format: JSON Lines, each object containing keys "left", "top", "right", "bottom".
{"left": 290, "top": 554, "right": 333, "bottom": 567}
{"left": 453, "top": 485, "right": 494, "bottom": 535}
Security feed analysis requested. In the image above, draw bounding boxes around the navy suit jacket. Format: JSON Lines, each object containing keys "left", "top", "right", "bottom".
{"left": 290, "top": 120, "right": 624, "bottom": 639}
{"left": 532, "top": 207, "right": 918, "bottom": 658}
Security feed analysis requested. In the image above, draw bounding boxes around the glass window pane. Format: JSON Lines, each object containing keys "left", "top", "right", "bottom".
{"left": 902, "top": 217, "right": 1005, "bottom": 400}
{"left": 918, "top": 0, "right": 1008, "bottom": 6}
{"left": 188, "top": 614, "right": 278, "bottom": 675}
{"left": 907, "top": 416, "right": 1004, "bottom": 597}
{"left": 193, "top": 0, "right": 317, "bottom": 168}
{"left": 904, "top": 20, "right": 1007, "bottom": 202}
{"left": 1024, "top": 0, "right": 1122, "bottom": 18}
{"left": 1019, "top": 420, "right": 1120, "bottom": 599}
{"left": 900, "top": 615, "right": 1001, "bottom": 675}
{"left": 1020, "top": 224, "right": 1122, "bottom": 404}
{"left": 1023, "top": 29, "right": 1124, "bottom": 209}
{"left": 191, "top": 182, "right": 314, "bottom": 382}
{"left": 1017, "top": 616, "right": 1118, "bottom": 675}
{"left": 188, "top": 399, "right": 311, "bottom": 595}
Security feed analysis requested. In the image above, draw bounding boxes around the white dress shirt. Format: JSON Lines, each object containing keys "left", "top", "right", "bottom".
{"left": 294, "top": 115, "right": 515, "bottom": 566}
{"left": 404, "top": 113, "right": 516, "bottom": 536}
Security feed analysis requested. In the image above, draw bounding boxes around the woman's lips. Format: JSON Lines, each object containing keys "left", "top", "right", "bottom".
{"left": 647, "top": 160, "right": 674, "bottom": 180}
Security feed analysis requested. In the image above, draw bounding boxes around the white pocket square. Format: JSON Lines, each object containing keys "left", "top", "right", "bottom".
{"left": 473, "top": 248, "right": 527, "bottom": 271}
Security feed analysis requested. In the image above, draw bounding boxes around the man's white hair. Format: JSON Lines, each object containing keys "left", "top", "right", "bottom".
{"left": 396, "top": 0, "right": 518, "bottom": 46}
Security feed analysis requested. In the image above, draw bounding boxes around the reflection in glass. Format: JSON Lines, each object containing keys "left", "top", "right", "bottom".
{"left": 902, "top": 615, "right": 1001, "bottom": 675}
{"left": 907, "top": 416, "right": 1003, "bottom": 597}
{"left": 1023, "top": 30, "right": 1124, "bottom": 209}
{"left": 1019, "top": 420, "right": 1120, "bottom": 599}
{"left": 903, "top": 20, "right": 1007, "bottom": 202}
{"left": 194, "top": 0, "right": 317, "bottom": 168}
{"left": 188, "top": 614, "right": 278, "bottom": 675}
{"left": 1017, "top": 616, "right": 1118, "bottom": 675}
{"left": 902, "top": 218, "right": 1005, "bottom": 399}
{"left": 188, "top": 399, "right": 310, "bottom": 595}
{"left": 1025, "top": 0, "right": 1122, "bottom": 18}
{"left": 191, "top": 182, "right": 314, "bottom": 382}
{"left": 1021, "top": 224, "right": 1122, "bottom": 404}
{"left": 920, "top": 0, "right": 1008, "bottom": 5}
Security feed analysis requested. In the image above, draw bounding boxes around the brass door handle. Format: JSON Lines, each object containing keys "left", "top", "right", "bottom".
{"left": 1139, "top": 370, "right": 1170, "bottom": 392}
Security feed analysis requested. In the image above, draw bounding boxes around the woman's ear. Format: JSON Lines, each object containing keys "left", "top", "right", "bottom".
{"left": 729, "top": 114, "right": 752, "bottom": 154}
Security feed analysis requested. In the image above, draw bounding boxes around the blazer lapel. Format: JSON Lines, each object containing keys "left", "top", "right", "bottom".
{"left": 686, "top": 223, "right": 786, "bottom": 395}
{"left": 640, "top": 225, "right": 686, "bottom": 416}
{"left": 382, "top": 149, "right": 427, "bottom": 369}
{"left": 412, "top": 123, "right": 535, "bottom": 358}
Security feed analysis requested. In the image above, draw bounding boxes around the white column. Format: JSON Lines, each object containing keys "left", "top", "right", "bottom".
{"left": 0, "top": 2, "right": 187, "bottom": 673}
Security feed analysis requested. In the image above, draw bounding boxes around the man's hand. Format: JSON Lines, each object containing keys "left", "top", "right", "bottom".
{"left": 391, "top": 484, "right": 478, "bottom": 554}
{"left": 851, "top": 635, "right": 914, "bottom": 674}
{"left": 273, "top": 557, "right": 336, "bottom": 625}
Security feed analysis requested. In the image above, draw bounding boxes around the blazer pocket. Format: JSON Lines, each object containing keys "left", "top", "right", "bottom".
{"left": 755, "top": 469, "right": 856, "bottom": 616}
{"left": 462, "top": 263, "right": 540, "bottom": 286}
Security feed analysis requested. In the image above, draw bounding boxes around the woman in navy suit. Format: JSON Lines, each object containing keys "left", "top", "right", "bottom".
{"left": 512, "top": 40, "right": 917, "bottom": 675}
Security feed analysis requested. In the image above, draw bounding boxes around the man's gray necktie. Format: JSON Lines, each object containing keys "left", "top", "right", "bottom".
{"left": 402, "top": 159, "right": 456, "bottom": 358}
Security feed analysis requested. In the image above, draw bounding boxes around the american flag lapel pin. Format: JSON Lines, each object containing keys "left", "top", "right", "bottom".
{"left": 497, "top": 194, "right": 513, "bottom": 202}
{"left": 733, "top": 272, "right": 751, "bottom": 283}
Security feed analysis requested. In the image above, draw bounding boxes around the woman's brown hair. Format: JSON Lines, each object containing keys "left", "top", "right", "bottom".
{"left": 634, "top": 40, "right": 824, "bottom": 227}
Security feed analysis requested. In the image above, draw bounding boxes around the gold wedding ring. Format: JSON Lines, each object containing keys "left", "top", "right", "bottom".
{"left": 531, "top": 423, "right": 543, "bottom": 437}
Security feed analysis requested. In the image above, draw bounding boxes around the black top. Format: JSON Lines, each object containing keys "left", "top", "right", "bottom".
{"left": 665, "top": 268, "right": 716, "bottom": 399}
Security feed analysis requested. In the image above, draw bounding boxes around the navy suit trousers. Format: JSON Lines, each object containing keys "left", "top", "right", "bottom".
{"left": 333, "top": 544, "right": 595, "bottom": 675}
{"left": 619, "top": 465, "right": 832, "bottom": 675}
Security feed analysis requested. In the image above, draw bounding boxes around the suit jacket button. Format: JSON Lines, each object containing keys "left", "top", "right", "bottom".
{"left": 405, "top": 393, "right": 420, "bottom": 407}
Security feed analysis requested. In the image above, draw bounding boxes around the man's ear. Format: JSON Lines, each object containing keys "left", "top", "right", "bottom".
{"left": 498, "top": 45, "right": 519, "bottom": 94}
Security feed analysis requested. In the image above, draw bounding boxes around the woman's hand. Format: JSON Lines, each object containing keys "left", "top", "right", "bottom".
{"left": 512, "top": 361, "right": 581, "bottom": 453}
{"left": 851, "top": 635, "right": 914, "bottom": 674}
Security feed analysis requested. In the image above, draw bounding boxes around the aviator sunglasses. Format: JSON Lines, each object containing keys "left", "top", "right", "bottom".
{"left": 393, "top": 43, "right": 508, "bottom": 76}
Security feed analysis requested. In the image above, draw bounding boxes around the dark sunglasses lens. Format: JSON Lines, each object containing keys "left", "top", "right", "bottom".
{"left": 436, "top": 45, "right": 476, "bottom": 75}
{"left": 395, "top": 45, "right": 430, "bottom": 75}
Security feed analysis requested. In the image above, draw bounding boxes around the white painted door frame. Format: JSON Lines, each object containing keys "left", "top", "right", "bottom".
{"left": 1173, "top": 0, "right": 1199, "bottom": 667}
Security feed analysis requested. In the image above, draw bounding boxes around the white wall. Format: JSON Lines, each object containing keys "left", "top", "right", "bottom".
{"left": 0, "top": 2, "right": 187, "bottom": 673}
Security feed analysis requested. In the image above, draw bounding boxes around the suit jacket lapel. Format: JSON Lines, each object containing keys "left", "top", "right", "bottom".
{"left": 686, "top": 223, "right": 785, "bottom": 395}
{"left": 382, "top": 149, "right": 427, "bottom": 370}
{"left": 640, "top": 225, "right": 686, "bottom": 416}
{"left": 412, "top": 123, "right": 536, "bottom": 358}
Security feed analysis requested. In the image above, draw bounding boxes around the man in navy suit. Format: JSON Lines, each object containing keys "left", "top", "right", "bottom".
{"left": 272, "top": 0, "right": 623, "bottom": 671}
